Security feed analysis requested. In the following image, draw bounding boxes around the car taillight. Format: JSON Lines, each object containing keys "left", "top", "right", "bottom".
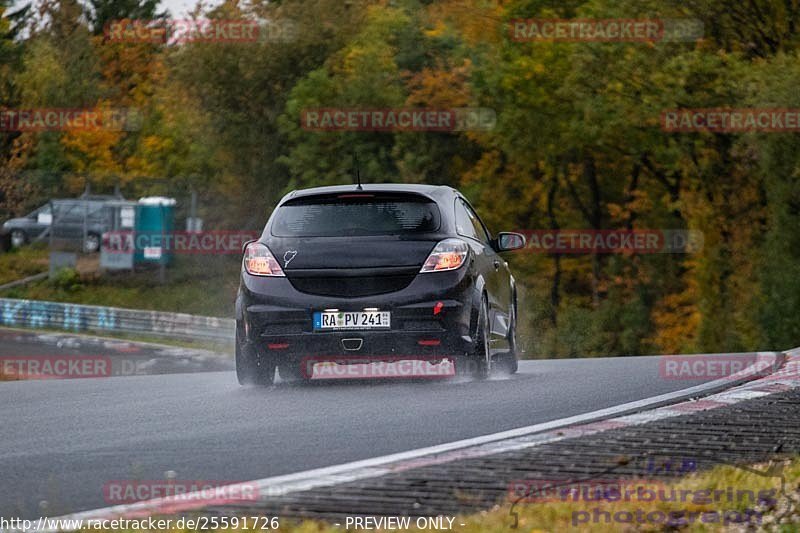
{"left": 243, "top": 242, "right": 285, "bottom": 277}
{"left": 420, "top": 238, "right": 469, "bottom": 273}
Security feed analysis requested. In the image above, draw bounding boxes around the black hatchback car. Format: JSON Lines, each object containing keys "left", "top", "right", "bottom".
{"left": 235, "top": 184, "right": 525, "bottom": 385}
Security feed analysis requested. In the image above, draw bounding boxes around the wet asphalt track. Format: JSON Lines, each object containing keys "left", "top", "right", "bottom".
{"left": 0, "top": 327, "right": 729, "bottom": 518}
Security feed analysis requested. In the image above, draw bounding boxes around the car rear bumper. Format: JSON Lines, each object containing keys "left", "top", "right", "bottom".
{"left": 237, "top": 267, "right": 477, "bottom": 359}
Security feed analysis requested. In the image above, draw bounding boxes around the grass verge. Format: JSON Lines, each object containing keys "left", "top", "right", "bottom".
{"left": 0, "top": 247, "right": 239, "bottom": 317}
{"left": 0, "top": 245, "right": 49, "bottom": 285}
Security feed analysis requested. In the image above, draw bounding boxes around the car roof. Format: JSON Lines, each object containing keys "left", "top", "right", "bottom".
{"left": 279, "top": 183, "right": 458, "bottom": 205}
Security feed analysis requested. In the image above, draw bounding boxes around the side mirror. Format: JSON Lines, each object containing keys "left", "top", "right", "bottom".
{"left": 496, "top": 232, "right": 526, "bottom": 252}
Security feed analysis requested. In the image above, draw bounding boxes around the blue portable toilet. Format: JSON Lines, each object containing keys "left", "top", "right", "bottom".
{"left": 134, "top": 197, "right": 176, "bottom": 266}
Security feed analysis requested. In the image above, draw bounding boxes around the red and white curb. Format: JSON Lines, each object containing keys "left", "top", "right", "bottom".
{"left": 42, "top": 350, "right": 799, "bottom": 529}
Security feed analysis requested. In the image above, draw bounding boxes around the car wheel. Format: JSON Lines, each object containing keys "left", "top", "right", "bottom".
{"left": 10, "top": 230, "right": 26, "bottom": 248}
{"left": 496, "top": 299, "right": 519, "bottom": 375}
{"left": 456, "top": 295, "right": 491, "bottom": 379}
{"left": 83, "top": 233, "right": 101, "bottom": 254}
{"left": 235, "top": 325, "right": 275, "bottom": 386}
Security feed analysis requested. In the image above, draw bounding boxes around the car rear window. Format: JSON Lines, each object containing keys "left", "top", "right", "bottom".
{"left": 271, "top": 194, "right": 441, "bottom": 237}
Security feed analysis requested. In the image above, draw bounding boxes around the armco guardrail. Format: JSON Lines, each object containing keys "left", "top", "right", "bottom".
{"left": 0, "top": 298, "right": 234, "bottom": 342}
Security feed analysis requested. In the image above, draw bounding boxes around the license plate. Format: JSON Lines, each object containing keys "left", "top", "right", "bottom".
{"left": 313, "top": 311, "right": 390, "bottom": 330}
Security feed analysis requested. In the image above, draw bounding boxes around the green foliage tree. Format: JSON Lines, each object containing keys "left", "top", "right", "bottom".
{"left": 3, "top": 0, "right": 800, "bottom": 354}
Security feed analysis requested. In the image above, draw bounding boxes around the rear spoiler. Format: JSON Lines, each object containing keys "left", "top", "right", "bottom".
{"left": 279, "top": 191, "right": 436, "bottom": 206}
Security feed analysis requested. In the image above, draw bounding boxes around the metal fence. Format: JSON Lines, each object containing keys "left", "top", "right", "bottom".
{"left": 0, "top": 298, "right": 234, "bottom": 342}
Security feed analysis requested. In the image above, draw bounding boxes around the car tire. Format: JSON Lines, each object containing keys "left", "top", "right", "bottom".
{"left": 83, "top": 233, "right": 101, "bottom": 254}
{"left": 10, "top": 230, "right": 26, "bottom": 248}
{"left": 235, "top": 325, "right": 275, "bottom": 386}
{"left": 496, "top": 299, "right": 519, "bottom": 375}
{"left": 456, "top": 295, "right": 491, "bottom": 379}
